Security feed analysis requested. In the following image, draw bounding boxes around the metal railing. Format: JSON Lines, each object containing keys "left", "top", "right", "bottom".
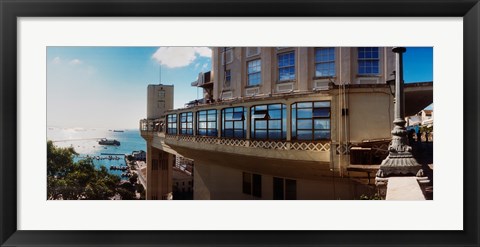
{"left": 165, "top": 134, "right": 330, "bottom": 152}
{"left": 139, "top": 119, "right": 164, "bottom": 133}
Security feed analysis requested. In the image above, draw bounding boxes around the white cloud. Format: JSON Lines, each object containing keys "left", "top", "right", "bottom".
{"left": 193, "top": 47, "right": 212, "bottom": 57}
{"left": 194, "top": 63, "right": 200, "bottom": 69}
{"left": 151, "top": 47, "right": 211, "bottom": 68}
{"left": 69, "top": 59, "right": 83, "bottom": 65}
{"left": 52, "top": 57, "right": 61, "bottom": 64}
{"left": 201, "top": 63, "right": 209, "bottom": 71}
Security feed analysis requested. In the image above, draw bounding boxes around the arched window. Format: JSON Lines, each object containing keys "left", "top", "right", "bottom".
{"left": 222, "top": 107, "right": 246, "bottom": 139}
{"left": 166, "top": 114, "right": 177, "bottom": 134}
{"left": 251, "top": 104, "right": 287, "bottom": 140}
{"left": 179, "top": 112, "right": 193, "bottom": 135}
{"left": 292, "top": 101, "right": 331, "bottom": 141}
{"left": 197, "top": 109, "right": 217, "bottom": 136}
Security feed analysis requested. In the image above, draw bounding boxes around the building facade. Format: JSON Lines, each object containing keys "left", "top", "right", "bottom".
{"left": 140, "top": 47, "right": 432, "bottom": 200}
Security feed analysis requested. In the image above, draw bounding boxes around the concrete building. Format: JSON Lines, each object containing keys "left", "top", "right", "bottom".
{"left": 147, "top": 84, "right": 174, "bottom": 120}
{"left": 131, "top": 150, "right": 146, "bottom": 161}
{"left": 140, "top": 47, "right": 432, "bottom": 200}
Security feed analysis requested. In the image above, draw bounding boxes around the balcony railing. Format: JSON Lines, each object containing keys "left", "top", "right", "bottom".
{"left": 140, "top": 119, "right": 164, "bottom": 133}
{"left": 165, "top": 134, "right": 330, "bottom": 152}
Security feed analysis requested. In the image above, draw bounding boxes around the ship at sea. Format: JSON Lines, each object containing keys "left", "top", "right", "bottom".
{"left": 113, "top": 130, "right": 124, "bottom": 132}
{"left": 98, "top": 138, "right": 120, "bottom": 146}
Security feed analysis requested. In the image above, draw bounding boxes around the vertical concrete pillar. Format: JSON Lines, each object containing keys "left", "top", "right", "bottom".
{"left": 146, "top": 146, "right": 173, "bottom": 200}
{"left": 297, "top": 47, "right": 309, "bottom": 92}
{"left": 261, "top": 47, "right": 273, "bottom": 93}
{"left": 146, "top": 144, "right": 158, "bottom": 200}
{"left": 246, "top": 105, "right": 251, "bottom": 140}
{"left": 286, "top": 103, "right": 292, "bottom": 142}
{"left": 217, "top": 109, "right": 222, "bottom": 138}
{"left": 193, "top": 111, "right": 197, "bottom": 136}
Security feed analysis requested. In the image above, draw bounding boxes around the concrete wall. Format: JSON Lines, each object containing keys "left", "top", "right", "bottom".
{"left": 146, "top": 145, "right": 174, "bottom": 200}
{"left": 147, "top": 84, "right": 174, "bottom": 119}
{"left": 213, "top": 47, "right": 396, "bottom": 101}
{"left": 193, "top": 160, "right": 375, "bottom": 200}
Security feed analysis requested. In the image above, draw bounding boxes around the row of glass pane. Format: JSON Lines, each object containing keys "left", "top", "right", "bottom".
{"left": 244, "top": 48, "right": 381, "bottom": 85}
{"left": 167, "top": 102, "right": 330, "bottom": 140}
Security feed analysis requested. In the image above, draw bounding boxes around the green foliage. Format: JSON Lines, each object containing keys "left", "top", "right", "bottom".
{"left": 117, "top": 182, "right": 136, "bottom": 200}
{"left": 129, "top": 173, "right": 138, "bottom": 185}
{"left": 47, "top": 141, "right": 120, "bottom": 200}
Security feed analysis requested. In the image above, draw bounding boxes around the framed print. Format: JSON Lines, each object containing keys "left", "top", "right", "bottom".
{"left": 1, "top": 0, "right": 479, "bottom": 246}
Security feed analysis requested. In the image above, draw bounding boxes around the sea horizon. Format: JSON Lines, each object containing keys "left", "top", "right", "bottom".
{"left": 47, "top": 127, "right": 146, "bottom": 179}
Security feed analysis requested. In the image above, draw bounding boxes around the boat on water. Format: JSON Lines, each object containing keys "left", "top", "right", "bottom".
{"left": 98, "top": 138, "right": 120, "bottom": 146}
{"left": 113, "top": 130, "right": 124, "bottom": 132}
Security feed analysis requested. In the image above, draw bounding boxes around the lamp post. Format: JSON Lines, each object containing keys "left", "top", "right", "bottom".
{"left": 376, "top": 47, "right": 423, "bottom": 178}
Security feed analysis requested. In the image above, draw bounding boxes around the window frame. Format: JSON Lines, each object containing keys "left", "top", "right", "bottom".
{"left": 291, "top": 101, "right": 331, "bottom": 141}
{"left": 273, "top": 177, "right": 297, "bottom": 200}
{"left": 250, "top": 104, "right": 287, "bottom": 141}
{"left": 158, "top": 90, "right": 165, "bottom": 99}
{"left": 247, "top": 59, "right": 262, "bottom": 86}
{"left": 196, "top": 109, "right": 218, "bottom": 137}
{"left": 242, "top": 172, "right": 262, "bottom": 198}
{"left": 314, "top": 47, "right": 336, "bottom": 78}
{"left": 277, "top": 51, "right": 296, "bottom": 82}
{"left": 166, "top": 114, "right": 177, "bottom": 135}
{"left": 357, "top": 47, "right": 380, "bottom": 75}
{"left": 222, "top": 107, "right": 246, "bottom": 139}
{"left": 179, "top": 112, "right": 193, "bottom": 135}
{"left": 224, "top": 69, "right": 231, "bottom": 88}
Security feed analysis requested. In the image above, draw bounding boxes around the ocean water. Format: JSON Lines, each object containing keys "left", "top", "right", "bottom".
{"left": 47, "top": 127, "right": 146, "bottom": 178}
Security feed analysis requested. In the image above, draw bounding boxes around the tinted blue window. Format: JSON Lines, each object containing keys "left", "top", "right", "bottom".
{"left": 291, "top": 101, "right": 331, "bottom": 141}
{"left": 297, "top": 119, "right": 312, "bottom": 129}
{"left": 313, "top": 108, "right": 330, "bottom": 118}
{"left": 225, "top": 121, "right": 233, "bottom": 129}
{"left": 222, "top": 107, "right": 246, "bottom": 139}
{"left": 248, "top": 59, "right": 261, "bottom": 86}
{"left": 278, "top": 52, "right": 295, "bottom": 81}
{"left": 269, "top": 109, "right": 282, "bottom": 119}
{"left": 255, "top": 130, "right": 267, "bottom": 139}
{"left": 198, "top": 109, "right": 217, "bottom": 136}
{"left": 358, "top": 47, "right": 379, "bottom": 75}
{"left": 251, "top": 104, "right": 286, "bottom": 140}
{"left": 268, "top": 120, "right": 281, "bottom": 129}
{"left": 315, "top": 48, "right": 335, "bottom": 77}
{"left": 314, "top": 130, "right": 330, "bottom": 140}
{"left": 256, "top": 120, "right": 267, "bottom": 129}
{"left": 297, "top": 109, "right": 312, "bottom": 118}
{"left": 269, "top": 130, "right": 282, "bottom": 140}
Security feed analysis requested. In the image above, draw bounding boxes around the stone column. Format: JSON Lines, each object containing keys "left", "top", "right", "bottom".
{"left": 376, "top": 47, "right": 423, "bottom": 178}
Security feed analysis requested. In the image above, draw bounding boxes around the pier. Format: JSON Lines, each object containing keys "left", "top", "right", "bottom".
{"left": 51, "top": 138, "right": 104, "bottom": 142}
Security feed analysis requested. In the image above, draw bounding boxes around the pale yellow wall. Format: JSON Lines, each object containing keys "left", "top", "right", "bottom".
{"left": 193, "top": 160, "right": 375, "bottom": 200}
{"left": 345, "top": 90, "right": 393, "bottom": 142}
{"left": 147, "top": 84, "right": 173, "bottom": 119}
{"left": 212, "top": 47, "right": 396, "bottom": 101}
{"left": 146, "top": 146, "right": 174, "bottom": 200}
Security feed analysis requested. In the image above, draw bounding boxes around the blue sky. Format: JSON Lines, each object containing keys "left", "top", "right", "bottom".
{"left": 47, "top": 47, "right": 211, "bottom": 129}
{"left": 403, "top": 47, "right": 433, "bottom": 83}
{"left": 47, "top": 47, "right": 432, "bottom": 129}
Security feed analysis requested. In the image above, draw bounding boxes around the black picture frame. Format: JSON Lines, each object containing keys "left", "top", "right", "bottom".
{"left": 1, "top": 0, "right": 478, "bottom": 246}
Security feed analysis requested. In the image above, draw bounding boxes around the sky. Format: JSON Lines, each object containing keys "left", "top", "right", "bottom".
{"left": 47, "top": 47, "right": 432, "bottom": 129}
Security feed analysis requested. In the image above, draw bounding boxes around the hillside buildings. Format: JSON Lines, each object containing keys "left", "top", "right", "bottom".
{"left": 140, "top": 47, "right": 432, "bottom": 200}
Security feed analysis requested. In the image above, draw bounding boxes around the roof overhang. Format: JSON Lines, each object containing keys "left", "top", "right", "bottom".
{"left": 405, "top": 81, "right": 433, "bottom": 116}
